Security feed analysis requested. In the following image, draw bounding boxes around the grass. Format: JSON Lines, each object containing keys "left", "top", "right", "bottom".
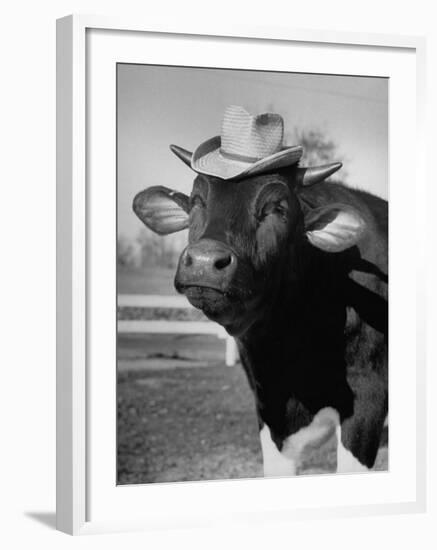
{"left": 117, "top": 334, "right": 262, "bottom": 484}
{"left": 118, "top": 265, "right": 177, "bottom": 295}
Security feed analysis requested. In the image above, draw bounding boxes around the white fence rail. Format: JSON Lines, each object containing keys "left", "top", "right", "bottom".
{"left": 118, "top": 294, "right": 238, "bottom": 366}
{"left": 119, "top": 294, "right": 192, "bottom": 309}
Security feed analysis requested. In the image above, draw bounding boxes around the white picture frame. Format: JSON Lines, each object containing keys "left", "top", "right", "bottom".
{"left": 56, "top": 14, "right": 427, "bottom": 535}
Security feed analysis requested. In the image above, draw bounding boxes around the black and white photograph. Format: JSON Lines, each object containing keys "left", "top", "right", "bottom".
{"left": 116, "top": 64, "right": 388, "bottom": 485}
{"left": 2, "top": 0, "right": 434, "bottom": 543}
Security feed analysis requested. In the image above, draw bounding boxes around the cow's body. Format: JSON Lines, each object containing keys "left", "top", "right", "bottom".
{"left": 237, "top": 181, "right": 387, "bottom": 472}
{"left": 133, "top": 156, "right": 388, "bottom": 475}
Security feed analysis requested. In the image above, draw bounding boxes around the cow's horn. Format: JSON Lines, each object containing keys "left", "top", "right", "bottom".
{"left": 170, "top": 144, "right": 193, "bottom": 167}
{"left": 297, "top": 162, "right": 343, "bottom": 186}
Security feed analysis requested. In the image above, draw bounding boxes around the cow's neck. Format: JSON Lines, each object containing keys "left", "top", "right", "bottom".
{"left": 236, "top": 242, "right": 351, "bottom": 441}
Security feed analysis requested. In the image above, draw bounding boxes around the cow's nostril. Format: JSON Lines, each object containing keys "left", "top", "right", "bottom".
{"left": 183, "top": 251, "right": 193, "bottom": 267}
{"left": 214, "top": 254, "right": 232, "bottom": 271}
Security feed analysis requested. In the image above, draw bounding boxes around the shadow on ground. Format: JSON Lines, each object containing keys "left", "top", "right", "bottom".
{"left": 25, "top": 512, "right": 56, "bottom": 530}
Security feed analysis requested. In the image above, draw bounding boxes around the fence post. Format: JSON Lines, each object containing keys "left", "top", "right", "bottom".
{"left": 225, "top": 336, "right": 238, "bottom": 367}
{"left": 119, "top": 294, "right": 238, "bottom": 367}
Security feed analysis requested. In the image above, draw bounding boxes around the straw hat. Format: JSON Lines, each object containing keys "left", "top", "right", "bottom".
{"left": 188, "top": 105, "right": 303, "bottom": 180}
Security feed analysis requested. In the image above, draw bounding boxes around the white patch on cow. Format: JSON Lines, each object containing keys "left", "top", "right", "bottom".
{"left": 259, "top": 425, "right": 297, "bottom": 477}
{"left": 282, "top": 407, "right": 340, "bottom": 467}
{"left": 260, "top": 407, "right": 340, "bottom": 477}
{"left": 336, "top": 425, "right": 370, "bottom": 473}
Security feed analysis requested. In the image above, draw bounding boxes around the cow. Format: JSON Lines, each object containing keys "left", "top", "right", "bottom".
{"left": 132, "top": 144, "right": 388, "bottom": 476}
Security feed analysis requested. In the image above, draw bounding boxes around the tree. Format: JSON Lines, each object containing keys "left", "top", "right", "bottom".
{"left": 289, "top": 127, "right": 347, "bottom": 180}
{"left": 293, "top": 128, "right": 337, "bottom": 164}
{"left": 135, "top": 227, "right": 185, "bottom": 269}
{"left": 117, "top": 235, "right": 136, "bottom": 268}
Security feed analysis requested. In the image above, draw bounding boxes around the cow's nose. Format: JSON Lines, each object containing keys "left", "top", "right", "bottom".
{"left": 177, "top": 239, "right": 237, "bottom": 288}
{"left": 183, "top": 247, "right": 232, "bottom": 271}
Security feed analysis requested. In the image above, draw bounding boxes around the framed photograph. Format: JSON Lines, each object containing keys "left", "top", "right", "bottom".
{"left": 56, "top": 15, "right": 426, "bottom": 535}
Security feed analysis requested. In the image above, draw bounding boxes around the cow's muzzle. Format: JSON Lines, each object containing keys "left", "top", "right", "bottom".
{"left": 175, "top": 239, "right": 238, "bottom": 295}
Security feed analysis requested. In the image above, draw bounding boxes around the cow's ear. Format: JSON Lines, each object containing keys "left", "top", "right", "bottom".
{"left": 304, "top": 203, "right": 366, "bottom": 253}
{"left": 133, "top": 186, "right": 190, "bottom": 235}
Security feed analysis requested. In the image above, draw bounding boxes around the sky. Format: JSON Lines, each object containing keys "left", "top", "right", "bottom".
{"left": 117, "top": 64, "right": 388, "bottom": 239}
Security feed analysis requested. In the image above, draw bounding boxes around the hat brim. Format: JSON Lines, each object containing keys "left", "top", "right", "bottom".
{"left": 191, "top": 136, "right": 303, "bottom": 180}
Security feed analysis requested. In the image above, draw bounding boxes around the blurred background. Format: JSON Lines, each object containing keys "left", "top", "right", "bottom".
{"left": 117, "top": 64, "right": 388, "bottom": 484}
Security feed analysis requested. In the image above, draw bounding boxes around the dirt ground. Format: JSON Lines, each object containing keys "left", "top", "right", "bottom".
{"left": 117, "top": 333, "right": 388, "bottom": 485}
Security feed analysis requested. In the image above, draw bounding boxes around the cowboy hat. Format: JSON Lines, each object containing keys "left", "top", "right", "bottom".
{"left": 172, "top": 105, "right": 304, "bottom": 181}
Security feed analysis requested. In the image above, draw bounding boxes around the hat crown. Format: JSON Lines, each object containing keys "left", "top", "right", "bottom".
{"left": 220, "top": 105, "right": 284, "bottom": 162}
{"left": 188, "top": 104, "right": 303, "bottom": 180}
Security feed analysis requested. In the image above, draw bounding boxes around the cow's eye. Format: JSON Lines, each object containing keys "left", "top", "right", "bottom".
{"left": 190, "top": 194, "right": 206, "bottom": 210}
{"left": 259, "top": 200, "right": 288, "bottom": 222}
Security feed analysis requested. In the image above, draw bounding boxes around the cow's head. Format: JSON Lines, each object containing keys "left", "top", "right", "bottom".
{"left": 133, "top": 147, "right": 365, "bottom": 335}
